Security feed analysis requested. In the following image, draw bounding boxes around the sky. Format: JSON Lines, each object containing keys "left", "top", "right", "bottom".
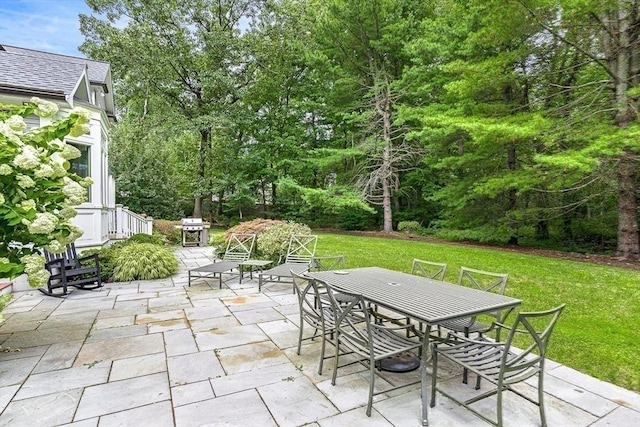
{"left": 0, "top": 0, "right": 92, "bottom": 58}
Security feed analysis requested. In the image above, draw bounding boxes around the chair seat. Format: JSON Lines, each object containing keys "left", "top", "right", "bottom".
{"left": 439, "top": 317, "right": 490, "bottom": 334}
{"left": 436, "top": 337, "right": 539, "bottom": 384}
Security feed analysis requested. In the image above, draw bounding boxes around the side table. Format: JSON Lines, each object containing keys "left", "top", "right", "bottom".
{"left": 239, "top": 260, "right": 273, "bottom": 283}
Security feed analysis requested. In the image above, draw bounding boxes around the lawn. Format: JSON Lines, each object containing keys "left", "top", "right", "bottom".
{"left": 312, "top": 232, "right": 640, "bottom": 392}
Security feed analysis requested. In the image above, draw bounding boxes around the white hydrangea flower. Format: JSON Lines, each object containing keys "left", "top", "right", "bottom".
{"left": 34, "top": 163, "right": 55, "bottom": 179}
{"left": 45, "top": 239, "right": 66, "bottom": 254}
{"left": 6, "top": 115, "right": 26, "bottom": 132}
{"left": 48, "top": 138, "right": 65, "bottom": 150}
{"left": 61, "top": 143, "right": 81, "bottom": 160}
{"left": 0, "top": 164, "right": 13, "bottom": 175}
{"left": 58, "top": 206, "right": 78, "bottom": 220}
{"left": 69, "top": 123, "right": 91, "bottom": 137}
{"left": 68, "top": 223, "right": 84, "bottom": 240}
{"left": 30, "top": 97, "right": 58, "bottom": 117}
{"left": 20, "top": 254, "right": 45, "bottom": 274}
{"left": 19, "top": 199, "right": 36, "bottom": 211}
{"left": 27, "top": 212, "right": 58, "bottom": 234}
{"left": 63, "top": 177, "right": 87, "bottom": 205}
{"left": 27, "top": 268, "right": 50, "bottom": 288}
{"left": 0, "top": 193, "right": 4, "bottom": 205}
{"left": 16, "top": 174, "right": 36, "bottom": 188}
{"left": 0, "top": 257, "right": 9, "bottom": 265}
{"left": 70, "top": 107, "right": 92, "bottom": 124}
{"left": 13, "top": 145, "right": 41, "bottom": 170}
{"left": 81, "top": 176, "right": 94, "bottom": 188}
{"left": 0, "top": 122, "right": 22, "bottom": 145}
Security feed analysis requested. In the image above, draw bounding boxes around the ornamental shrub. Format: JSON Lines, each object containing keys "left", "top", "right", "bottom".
{"left": 256, "top": 221, "right": 312, "bottom": 262}
{"left": 126, "top": 233, "right": 165, "bottom": 246}
{"left": 112, "top": 243, "right": 178, "bottom": 281}
{"left": 153, "top": 219, "right": 182, "bottom": 245}
{"left": 80, "top": 247, "right": 118, "bottom": 282}
{"left": 224, "top": 218, "right": 284, "bottom": 240}
{"left": 398, "top": 221, "right": 421, "bottom": 234}
{"left": 0, "top": 98, "right": 92, "bottom": 288}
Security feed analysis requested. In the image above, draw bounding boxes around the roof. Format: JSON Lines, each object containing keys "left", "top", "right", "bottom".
{"left": 0, "top": 44, "right": 115, "bottom": 117}
{"left": 0, "top": 44, "right": 110, "bottom": 84}
{"left": 0, "top": 50, "right": 87, "bottom": 95}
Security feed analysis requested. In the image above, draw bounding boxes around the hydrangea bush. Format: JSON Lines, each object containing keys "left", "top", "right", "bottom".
{"left": 256, "top": 221, "right": 312, "bottom": 261}
{"left": 0, "top": 98, "right": 93, "bottom": 292}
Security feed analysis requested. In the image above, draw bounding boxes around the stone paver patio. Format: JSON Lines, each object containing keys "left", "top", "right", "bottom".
{"left": 0, "top": 246, "right": 638, "bottom": 426}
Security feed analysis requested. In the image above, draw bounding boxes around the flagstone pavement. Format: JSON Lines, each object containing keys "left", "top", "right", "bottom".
{"left": 0, "top": 246, "right": 638, "bottom": 427}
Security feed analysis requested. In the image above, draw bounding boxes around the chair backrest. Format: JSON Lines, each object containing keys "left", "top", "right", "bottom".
{"left": 43, "top": 243, "right": 80, "bottom": 269}
{"left": 499, "top": 304, "right": 566, "bottom": 382}
{"left": 310, "top": 255, "right": 346, "bottom": 272}
{"left": 411, "top": 259, "right": 447, "bottom": 281}
{"left": 284, "top": 234, "right": 318, "bottom": 264}
{"left": 323, "top": 283, "right": 372, "bottom": 357}
{"left": 291, "top": 271, "right": 331, "bottom": 329}
{"left": 458, "top": 266, "right": 508, "bottom": 294}
{"left": 222, "top": 233, "right": 256, "bottom": 261}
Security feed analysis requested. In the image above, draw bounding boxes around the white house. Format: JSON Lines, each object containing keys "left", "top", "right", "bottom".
{"left": 0, "top": 44, "right": 151, "bottom": 249}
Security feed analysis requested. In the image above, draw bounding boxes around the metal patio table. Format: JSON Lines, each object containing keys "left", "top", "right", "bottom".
{"left": 305, "top": 267, "right": 522, "bottom": 426}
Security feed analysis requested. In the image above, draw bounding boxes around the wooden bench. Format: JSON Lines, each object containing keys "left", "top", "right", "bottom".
{"left": 41, "top": 243, "right": 102, "bottom": 296}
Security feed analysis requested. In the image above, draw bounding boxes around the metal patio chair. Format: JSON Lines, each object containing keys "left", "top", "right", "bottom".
{"left": 438, "top": 267, "right": 509, "bottom": 336}
{"left": 310, "top": 255, "right": 346, "bottom": 271}
{"left": 258, "top": 234, "right": 318, "bottom": 293}
{"left": 291, "top": 271, "right": 336, "bottom": 375}
{"left": 411, "top": 259, "right": 447, "bottom": 281}
{"left": 430, "top": 304, "right": 566, "bottom": 427}
{"left": 188, "top": 233, "right": 256, "bottom": 288}
{"left": 438, "top": 266, "right": 509, "bottom": 384}
{"left": 325, "top": 283, "right": 421, "bottom": 417}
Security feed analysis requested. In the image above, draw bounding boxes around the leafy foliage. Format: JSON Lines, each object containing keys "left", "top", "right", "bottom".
{"left": 256, "top": 221, "right": 312, "bottom": 261}
{"left": 0, "top": 99, "right": 92, "bottom": 287}
{"left": 112, "top": 243, "right": 179, "bottom": 281}
{"left": 153, "top": 220, "right": 182, "bottom": 245}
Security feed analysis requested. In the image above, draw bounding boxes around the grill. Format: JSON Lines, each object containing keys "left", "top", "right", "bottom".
{"left": 179, "top": 218, "right": 210, "bottom": 247}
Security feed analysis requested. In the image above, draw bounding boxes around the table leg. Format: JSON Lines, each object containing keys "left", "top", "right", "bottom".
{"left": 421, "top": 324, "right": 431, "bottom": 426}
{"left": 239, "top": 265, "right": 244, "bottom": 284}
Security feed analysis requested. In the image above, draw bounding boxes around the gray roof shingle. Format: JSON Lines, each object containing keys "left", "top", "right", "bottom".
{"left": 0, "top": 50, "right": 87, "bottom": 95}
{"left": 0, "top": 44, "right": 110, "bottom": 83}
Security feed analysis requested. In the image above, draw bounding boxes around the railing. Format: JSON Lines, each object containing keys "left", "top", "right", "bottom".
{"left": 107, "top": 204, "right": 153, "bottom": 239}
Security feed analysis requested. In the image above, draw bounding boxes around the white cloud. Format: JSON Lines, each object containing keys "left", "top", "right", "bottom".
{"left": 0, "top": 0, "right": 91, "bottom": 57}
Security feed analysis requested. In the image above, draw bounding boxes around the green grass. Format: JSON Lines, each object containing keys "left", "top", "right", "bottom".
{"left": 313, "top": 232, "right": 640, "bottom": 392}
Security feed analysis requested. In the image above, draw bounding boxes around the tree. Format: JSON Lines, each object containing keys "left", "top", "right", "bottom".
{"left": 80, "top": 0, "right": 263, "bottom": 218}
{"left": 310, "top": 0, "right": 430, "bottom": 232}
{"left": 514, "top": 0, "right": 639, "bottom": 259}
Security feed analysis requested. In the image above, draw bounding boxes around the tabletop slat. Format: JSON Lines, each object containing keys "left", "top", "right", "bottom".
{"left": 306, "top": 267, "right": 522, "bottom": 324}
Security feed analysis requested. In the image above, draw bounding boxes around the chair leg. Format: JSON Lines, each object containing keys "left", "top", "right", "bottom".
{"left": 297, "top": 316, "right": 304, "bottom": 356}
{"left": 331, "top": 334, "right": 340, "bottom": 386}
{"left": 538, "top": 372, "right": 547, "bottom": 427}
{"left": 318, "top": 331, "right": 327, "bottom": 375}
{"left": 430, "top": 347, "right": 438, "bottom": 407}
{"left": 366, "top": 357, "right": 375, "bottom": 416}
{"left": 497, "top": 383, "right": 504, "bottom": 427}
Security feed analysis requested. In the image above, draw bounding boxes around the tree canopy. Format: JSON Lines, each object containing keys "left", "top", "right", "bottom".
{"left": 80, "top": 0, "right": 639, "bottom": 260}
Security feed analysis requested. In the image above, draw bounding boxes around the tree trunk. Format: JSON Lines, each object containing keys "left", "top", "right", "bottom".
{"left": 507, "top": 144, "right": 518, "bottom": 245}
{"left": 611, "top": 3, "right": 640, "bottom": 259}
{"left": 194, "top": 129, "right": 210, "bottom": 218}
{"left": 376, "top": 76, "right": 394, "bottom": 233}
{"left": 615, "top": 150, "right": 639, "bottom": 259}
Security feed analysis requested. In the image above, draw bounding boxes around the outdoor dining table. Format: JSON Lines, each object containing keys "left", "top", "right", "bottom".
{"left": 305, "top": 266, "right": 522, "bottom": 426}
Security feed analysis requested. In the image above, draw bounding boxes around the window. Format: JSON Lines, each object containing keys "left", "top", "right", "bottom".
{"left": 69, "top": 143, "right": 91, "bottom": 202}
